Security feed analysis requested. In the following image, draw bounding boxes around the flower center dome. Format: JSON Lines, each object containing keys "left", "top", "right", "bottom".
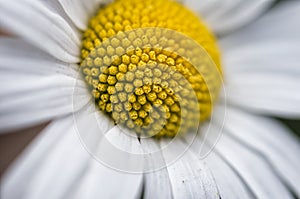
{"left": 80, "top": 0, "right": 222, "bottom": 138}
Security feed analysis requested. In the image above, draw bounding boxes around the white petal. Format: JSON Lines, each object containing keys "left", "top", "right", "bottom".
{"left": 220, "top": 1, "right": 300, "bottom": 118}
{"left": 1, "top": 116, "right": 73, "bottom": 199}
{"left": 94, "top": 126, "right": 144, "bottom": 173}
{"left": 71, "top": 127, "right": 143, "bottom": 199}
{"left": 161, "top": 139, "right": 220, "bottom": 199}
{"left": 0, "top": 74, "right": 88, "bottom": 133}
{"left": 0, "top": 38, "right": 90, "bottom": 132}
{"left": 185, "top": 129, "right": 252, "bottom": 199}
{"left": 58, "top": 0, "right": 103, "bottom": 30}
{"left": 223, "top": 74, "right": 300, "bottom": 118}
{"left": 213, "top": 106, "right": 300, "bottom": 197}
{"left": 0, "top": 0, "right": 81, "bottom": 63}
{"left": 204, "top": 151, "right": 253, "bottom": 199}
{"left": 140, "top": 139, "right": 173, "bottom": 199}
{"left": 184, "top": 0, "right": 275, "bottom": 34}
{"left": 206, "top": 107, "right": 293, "bottom": 198}
{"left": 0, "top": 38, "right": 79, "bottom": 78}
{"left": 1, "top": 108, "right": 114, "bottom": 199}
{"left": 71, "top": 159, "right": 143, "bottom": 199}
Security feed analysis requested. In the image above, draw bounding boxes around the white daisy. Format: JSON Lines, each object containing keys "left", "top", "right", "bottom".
{"left": 1, "top": 0, "right": 300, "bottom": 198}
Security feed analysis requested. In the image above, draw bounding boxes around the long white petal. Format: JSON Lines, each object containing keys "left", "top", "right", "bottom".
{"left": 0, "top": 74, "right": 88, "bottom": 132}
{"left": 220, "top": 1, "right": 300, "bottom": 118}
{"left": 224, "top": 74, "right": 300, "bottom": 118}
{"left": 1, "top": 108, "right": 114, "bottom": 199}
{"left": 204, "top": 150, "right": 253, "bottom": 199}
{"left": 93, "top": 126, "right": 144, "bottom": 173}
{"left": 70, "top": 158, "right": 143, "bottom": 199}
{"left": 58, "top": 0, "right": 104, "bottom": 30}
{"left": 213, "top": 106, "right": 300, "bottom": 197}
{"left": 0, "top": 38, "right": 79, "bottom": 78}
{"left": 71, "top": 127, "right": 143, "bottom": 199}
{"left": 161, "top": 138, "right": 220, "bottom": 199}
{"left": 0, "top": 38, "right": 89, "bottom": 132}
{"left": 140, "top": 139, "right": 173, "bottom": 199}
{"left": 0, "top": 0, "right": 80, "bottom": 63}
{"left": 184, "top": 0, "right": 274, "bottom": 34}
{"left": 185, "top": 128, "right": 253, "bottom": 199}
{"left": 206, "top": 107, "right": 293, "bottom": 198}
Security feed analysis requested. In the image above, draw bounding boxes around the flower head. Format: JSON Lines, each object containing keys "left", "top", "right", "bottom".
{"left": 1, "top": 0, "right": 300, "bottom": 198}
{"left": 80, "top": 0, "right": 222, "bottom": 138}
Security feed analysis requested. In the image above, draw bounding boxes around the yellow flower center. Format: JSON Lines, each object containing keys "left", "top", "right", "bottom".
{"left": 80, "top": 0, "right": 222, "bottom": 138}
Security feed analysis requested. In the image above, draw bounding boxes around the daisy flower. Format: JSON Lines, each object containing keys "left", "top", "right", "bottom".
{"left": 1, "top": 0, "right": 300, "bottom": 198}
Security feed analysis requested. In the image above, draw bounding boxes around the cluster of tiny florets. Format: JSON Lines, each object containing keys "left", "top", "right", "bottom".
{"left": 80, "top": 0, "right": 221, "bottom": 138}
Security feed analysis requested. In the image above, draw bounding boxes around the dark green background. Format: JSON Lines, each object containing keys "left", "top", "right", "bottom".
{"left": 280, "top": 119, "right": 300, "bottom": 138}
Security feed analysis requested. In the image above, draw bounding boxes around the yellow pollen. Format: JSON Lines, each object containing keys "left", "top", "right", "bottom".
{"left": 80, "top": 0, "right": 222, "bottom": 138}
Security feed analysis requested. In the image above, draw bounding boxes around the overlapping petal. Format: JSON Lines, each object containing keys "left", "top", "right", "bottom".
{"left": 0, "top": 38, "right": 88, "bottom": 132}
{"left": 0, "top": 0, "right": 81, "bottom": 63}
{"left": 220, "top": 1, "right": 300, "bottom": 118}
